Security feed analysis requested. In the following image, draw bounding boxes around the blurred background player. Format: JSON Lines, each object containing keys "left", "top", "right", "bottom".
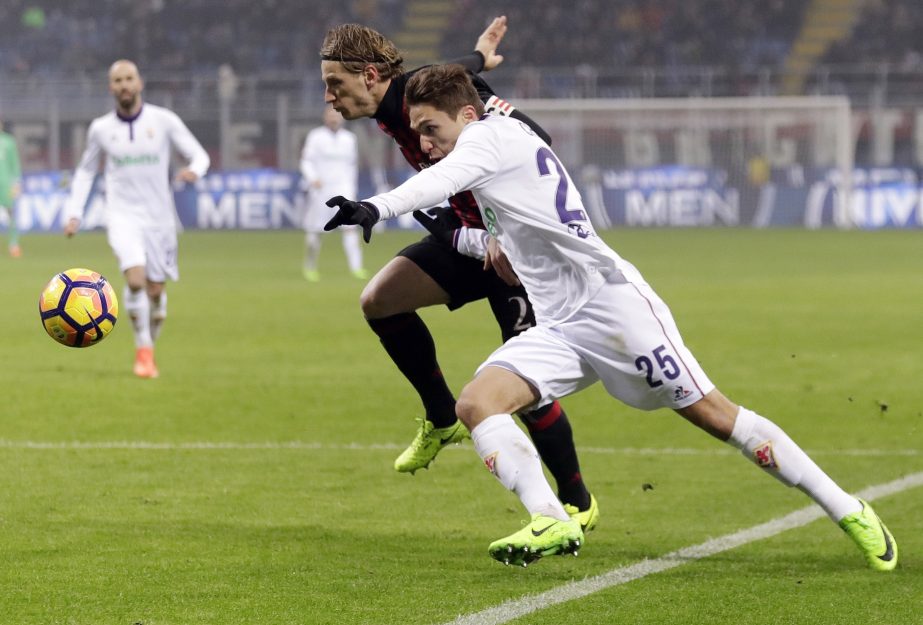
{"left": 300, "top": 104, "right": 366, "bottom": 282}
{"left": 0, "top": 116, "right": 22, "bottom": 258}
{"left": 325, "top": 64, "right": 898, "bottom": 571}
{"left": 63, "top": 59, "right": 210, "bottom": 378}
{"left": 319, "top": 18, "right": 599, "bottom": 530}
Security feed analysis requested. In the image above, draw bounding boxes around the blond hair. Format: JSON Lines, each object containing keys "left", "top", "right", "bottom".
{"left": 320, "top": 24, "right": 404, "bottom": 81}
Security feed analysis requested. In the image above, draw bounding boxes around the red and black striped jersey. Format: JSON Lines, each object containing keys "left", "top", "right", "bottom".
{"left": 372, "top": 54, "right": 551, "bottom": 229}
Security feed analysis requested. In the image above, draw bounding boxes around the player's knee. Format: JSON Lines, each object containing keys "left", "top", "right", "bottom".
{"left": 455, "top": 387, "right": 485, "bottom": 429}
{"left": 359, "top": 282, "right": 386, "bottom": 317}
{"left": 359, "top": 280, "right": 408, "bottom": 318}
{"left": 146, "top": 283, "right": 164, "bottom": 299}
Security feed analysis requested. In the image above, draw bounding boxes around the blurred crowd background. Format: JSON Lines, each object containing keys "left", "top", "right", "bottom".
{"left": 1, "top": 0, "right": 921, "bottom": 174}
{"left": 2, "top": 0, "right": 923, "bottom": 102}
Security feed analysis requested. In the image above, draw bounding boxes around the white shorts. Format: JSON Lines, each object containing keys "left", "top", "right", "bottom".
{"left": 107, "top": 218, "right": 179, "bottom": 282}
{"left": 478, "top": 277, "right": 714, "bottom": 411}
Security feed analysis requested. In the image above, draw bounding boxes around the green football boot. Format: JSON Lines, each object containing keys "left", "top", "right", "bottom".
{"left": 488, "top": 514, "right": 584, "bottom": 567}
{"left": 394, "top": 418, "right": 468, "bottom": 474}
{"left": 563, "top": 493, "right": 599, "bottom": 533}
{"left": 839, "top": 498, "right": 898, "bottom": 571}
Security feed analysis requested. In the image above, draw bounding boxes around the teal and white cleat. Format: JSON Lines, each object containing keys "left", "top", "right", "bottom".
{"left": 839, "top": 498, "right": 898, "bottom": 571}
{"left": 488, "top": 514, "right": 584, "bottom": 567}
{"left": 563, "top": 494, "right": 599, "bottom": 533}
{"left": 394, "top": 418, "right": 468, "bottom": 474}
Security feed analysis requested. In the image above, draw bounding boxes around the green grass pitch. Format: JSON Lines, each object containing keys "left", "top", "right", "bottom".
{"left": 0, "top": 228, "right": 920, "bottom": 625}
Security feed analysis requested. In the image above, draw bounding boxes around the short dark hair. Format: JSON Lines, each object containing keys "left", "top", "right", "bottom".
{"left": 320, "top": 24, "right": 404, "bottom": 81}
{"left": 405, "top": 65, "right": 485, "bottom": 118}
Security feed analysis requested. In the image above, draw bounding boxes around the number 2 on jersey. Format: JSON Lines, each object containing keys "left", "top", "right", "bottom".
{"left": 536, "top": 147, "right": 586, "bottom": 224}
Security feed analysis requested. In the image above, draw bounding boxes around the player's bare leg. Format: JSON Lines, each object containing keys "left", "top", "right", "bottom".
{"left": 456, "top": 366, "right": 583, "bottom": 565}
{"left": 677, "top": 389, "right": 897, "bottom": 570}
{"left": 485, "top": 286, "right": 594, "bottom": 525}
{"left": 362, "top": 256, "right": 462, "bottom": 471}
{"left": 367, "top": 256, "right": 598, "bottom": 523}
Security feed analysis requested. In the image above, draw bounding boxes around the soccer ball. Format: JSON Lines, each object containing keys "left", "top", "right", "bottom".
{"left": 39, "top": 268, "right": 119, "bottom": 347}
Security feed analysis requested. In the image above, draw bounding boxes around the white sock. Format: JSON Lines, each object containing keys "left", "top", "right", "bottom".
{"left": 341, "top": 228, "right": 363, "bottom": 273}
{"left": 470, "top": 414, "right": 569, "bottom": 520}
{"left": 305, "top": 232, "right": 321, "bottom": 271}
{"left": 149, "top": 291, "right": 167, "bottom": 342}
{"left": 123, "top": 285, "right": 152, "bottom": 348}
{"left": 728, "top": 406, "right": 860, "bottom": 521}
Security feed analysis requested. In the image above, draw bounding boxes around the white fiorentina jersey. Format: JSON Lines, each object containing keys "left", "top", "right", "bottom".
{"left": 368, "top": 115, "right": 638, "bottom": 325}
{"left": 64, "top": 103, "right": 209, "bottom": 227}
{"left": 300, "top": 125, "right": 358, "bottom": 201}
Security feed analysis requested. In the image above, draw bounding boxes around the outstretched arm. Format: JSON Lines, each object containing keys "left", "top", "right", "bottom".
{"left": 474, "top": 15, "right": 507, "bottom": 71}
{"left": 447, "top": 15, "right": 508, "bottom": 74}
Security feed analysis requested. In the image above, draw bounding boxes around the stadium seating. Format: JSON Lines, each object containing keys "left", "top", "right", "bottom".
{"left": 1, "top": 0, "right": 922, "bottom": 101}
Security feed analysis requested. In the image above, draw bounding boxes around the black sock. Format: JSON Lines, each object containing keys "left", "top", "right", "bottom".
{"left": 518, "top": 401, "right": 591, "bottom": 510}
{"left": 367, "top": 313, "right": 457, "bottom": 427}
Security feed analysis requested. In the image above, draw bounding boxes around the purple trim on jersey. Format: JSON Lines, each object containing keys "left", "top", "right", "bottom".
{"left": 629, "top": 282, "right": 707, "bottom": 398}
{"left": 116, "top": 105, "right": 143, "bottom": 142}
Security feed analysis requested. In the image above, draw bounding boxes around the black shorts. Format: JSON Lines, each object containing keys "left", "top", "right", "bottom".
{"left": 398, "top": 235, "right": 537, "bottom": 342}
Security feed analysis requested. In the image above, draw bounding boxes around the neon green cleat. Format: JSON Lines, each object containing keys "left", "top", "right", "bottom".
{"left": 488, "top": 514, "right": 584, "bottom": 567}
{"left": 393, "top": 418, "right": 468, "bottom": 474}
{"left": 303, "top": 268, "right": 320, "bottom": 282}
{"left": 839, "top": 498, "right": 898, "bottom": 571}
{"left": 563, "top": 494, "right": 599, "bottom": 533}
{"left": 351, "top": 268, "right": 369, "bottom": 280}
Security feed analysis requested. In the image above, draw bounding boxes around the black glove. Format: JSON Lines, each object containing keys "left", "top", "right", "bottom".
{"left": 412, "top": 207, "right": 460, "bottom": 248}
{"left": 324, "top": 196, "right": 380, "bottom": 243}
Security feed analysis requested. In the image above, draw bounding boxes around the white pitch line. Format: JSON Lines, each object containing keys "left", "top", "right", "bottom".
{"left": 439, "top": 471, "right": 923, "bottom": 625}
{"left": 0, "top": 439, "right": 917, "bottom": 457}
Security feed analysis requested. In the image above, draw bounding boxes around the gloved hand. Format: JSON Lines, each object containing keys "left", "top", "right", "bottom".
{"left": 412, "top": 207, "right": 460, "bottom": 248}
{"left": 324, "top": 196, "right": 380, "bottom": 243}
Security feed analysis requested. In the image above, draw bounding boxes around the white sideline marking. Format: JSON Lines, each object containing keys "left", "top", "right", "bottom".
{"left": 0, "top": 439, "right": 917, "bottom": 457}
{"left": 439, "top": 471, "right": 923, "bottom": 625}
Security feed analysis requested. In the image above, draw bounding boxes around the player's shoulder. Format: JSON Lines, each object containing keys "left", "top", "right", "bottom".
{"left": 470, "top": 114, "right": 533, "bottom": 141}
{"left": 139, "top": 104, "right": 190, "bottom": 131}
{"left": 89, "top": 111, "right": 117, "bottom": 131}
{"left": 142, "top": 103, "right": 179, "bottom": 120}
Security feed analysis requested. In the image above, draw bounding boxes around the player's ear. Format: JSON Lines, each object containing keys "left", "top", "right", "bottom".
{"left": 362, "top": 64, "right": 380, "bottom": 88}
{"left": 461, "top": 104, "right": 479, "bottom": 123}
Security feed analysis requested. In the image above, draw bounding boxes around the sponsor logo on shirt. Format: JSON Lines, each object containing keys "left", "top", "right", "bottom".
{"left": 111, "top": 154, "right": 160, "bottom": 167}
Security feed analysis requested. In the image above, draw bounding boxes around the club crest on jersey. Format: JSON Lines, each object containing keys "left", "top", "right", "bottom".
{"left": 483, "top": 452, "right": 499, "bottom": 477}
{"left": 753, "top": 441, "right": 778, "bottom": 469}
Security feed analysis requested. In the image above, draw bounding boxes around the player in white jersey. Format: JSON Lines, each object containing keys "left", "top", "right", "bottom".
{"left": 299, "top": 104, "right": 365, "bottom": 281}
{"left": 324, "top": 64, "right": 898, "bottom": 570}
{"left": 63, "top": 60, "right": 210, "bottom": 378}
